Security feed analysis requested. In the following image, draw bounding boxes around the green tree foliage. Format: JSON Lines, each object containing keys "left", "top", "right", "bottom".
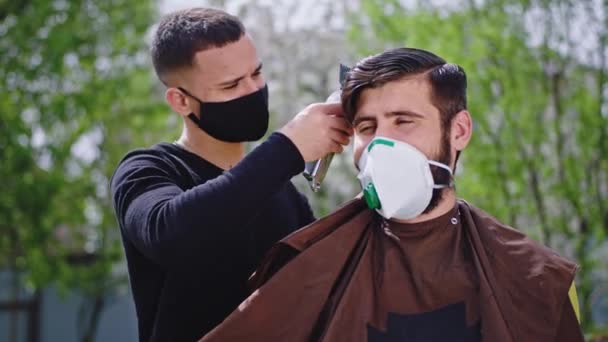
{"left": 0, "top": 0, "right": 173, "bottom": 340}
{"left": 349, "top": 0, "right": 607, "bottom": 336}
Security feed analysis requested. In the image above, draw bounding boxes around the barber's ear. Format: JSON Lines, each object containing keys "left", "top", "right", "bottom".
{"left": 166, "top": 88, "right": 194, "bottom": 118}
{"left": 450, "top": 110, "right": 473, "bottom": 151}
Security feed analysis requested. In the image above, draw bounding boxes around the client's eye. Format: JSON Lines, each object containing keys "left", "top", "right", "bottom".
{"left": 357, "top": 123, "right": 376, "bottom": 134}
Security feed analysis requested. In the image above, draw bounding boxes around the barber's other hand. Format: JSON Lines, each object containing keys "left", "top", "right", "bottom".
{"left": 280, "top": 102, "right": 353, "bottom": 162}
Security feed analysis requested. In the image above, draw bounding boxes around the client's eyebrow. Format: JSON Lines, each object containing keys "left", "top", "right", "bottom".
{"left": 353, "top": 115, "right": 376, "bottom": 127}
{"left": 386, "top": 111, "right": 425, "bottom": 119}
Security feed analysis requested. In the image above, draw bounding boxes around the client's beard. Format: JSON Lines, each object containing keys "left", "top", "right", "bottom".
{"left": 422, "top": 131, "right": 453, "bottom": 215}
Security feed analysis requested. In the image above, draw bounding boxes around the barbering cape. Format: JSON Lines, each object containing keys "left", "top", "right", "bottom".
{"left": 200, "top": 199, "right": 583, "bottom": 341}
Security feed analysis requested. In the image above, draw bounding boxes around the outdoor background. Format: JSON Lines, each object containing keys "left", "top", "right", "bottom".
{"left": 1, "top": 0, "right": 607, "bottom": 341}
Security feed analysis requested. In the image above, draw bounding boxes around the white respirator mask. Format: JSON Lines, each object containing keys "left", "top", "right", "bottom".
{"left": 357, "top": 137, "right": 453, "bottom": 220}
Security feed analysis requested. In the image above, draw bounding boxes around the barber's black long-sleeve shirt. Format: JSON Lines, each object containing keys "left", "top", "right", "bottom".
{"left": 110, "top": 132, "right": 315, "bottom": 342}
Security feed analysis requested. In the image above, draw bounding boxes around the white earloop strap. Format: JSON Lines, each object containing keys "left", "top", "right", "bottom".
{"left": 429, "top": 161, "right": 454, "bottom": 189}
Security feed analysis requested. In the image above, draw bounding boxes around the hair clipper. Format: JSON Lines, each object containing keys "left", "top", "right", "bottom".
{"left": 303, "top": 64, "right": 350, "bottom": 192}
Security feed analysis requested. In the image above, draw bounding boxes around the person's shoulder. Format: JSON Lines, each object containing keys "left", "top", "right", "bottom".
{"left": 461, "top": 201, "right": 527, "bottom": 242}
{"left": 110, "top": 143, "right": 180, "bottom": 188}
{"left": 458, "top": 200, "right": 579, "bottom": 339}
{"left": 459, "top": 199, "right": 577, "bottom": 277}
{"left": 115, "top": 142, "right": 181, "bottom": 170}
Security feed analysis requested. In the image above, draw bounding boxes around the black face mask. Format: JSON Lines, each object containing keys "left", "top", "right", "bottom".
{"left": 178, "top": 84, "right": 269, "bottom": 142}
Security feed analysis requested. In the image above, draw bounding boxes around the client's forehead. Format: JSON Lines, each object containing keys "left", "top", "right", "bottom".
{"left": 353, "top": 77, "right": 437, "bottom": 122}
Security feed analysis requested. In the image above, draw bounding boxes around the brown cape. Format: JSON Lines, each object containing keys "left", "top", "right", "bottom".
{"left": 200, "top": 199, "right": 583, "bottom": 341}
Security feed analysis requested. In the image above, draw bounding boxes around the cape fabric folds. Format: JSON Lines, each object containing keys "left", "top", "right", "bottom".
{"left": 200, "top": 199, "right": 583, "bottom": 342}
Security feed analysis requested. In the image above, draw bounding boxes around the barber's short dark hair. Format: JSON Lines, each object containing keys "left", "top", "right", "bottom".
{"left": 341, "top": 47, "right": 467, "bottom": 131}
{"left": 151, "top": 7, "right": 245, "bottom": 84}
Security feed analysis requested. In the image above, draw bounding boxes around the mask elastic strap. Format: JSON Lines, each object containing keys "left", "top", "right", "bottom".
{"left": 429, "top": 160, "right": 454, "bottom": 189}
{"left": 433, "top": 184, "right": 451, "bottom": 189}
{"left": 177, "top": 87, "right": 203, "bottom": 102}
{"left": 428, "top": 160, "right": 453, "bottom": 174}
{"left": 187, "top": 113, "right": 201, "bottom": 126}
{"left": 178, "top": 87, "right": 204, "bottom": 126}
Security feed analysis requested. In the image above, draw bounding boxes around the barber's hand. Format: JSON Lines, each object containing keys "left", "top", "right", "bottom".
{"left": 280, "top": 102, "right": 353, "bottom": 162}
